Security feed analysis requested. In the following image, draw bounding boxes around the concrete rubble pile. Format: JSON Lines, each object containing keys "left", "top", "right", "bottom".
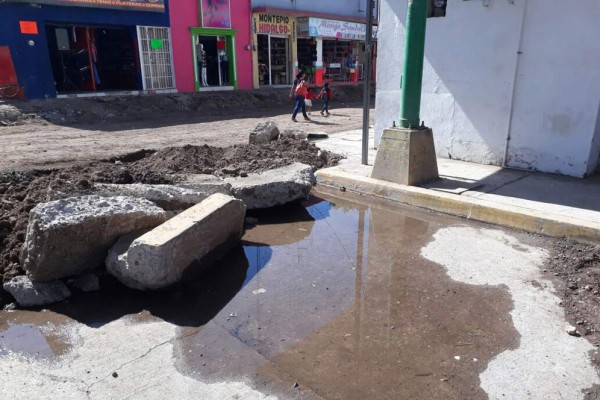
{"left": 3, "top": 124, "right": 319, "bottom": 306}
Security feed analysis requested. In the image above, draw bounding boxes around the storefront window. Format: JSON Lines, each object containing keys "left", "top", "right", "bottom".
{"left": 192, "top": 28, "right": 237, "bottom": 90}
{"left": 257, "top": 34, "right": 290, "bottom": 86}
{"left": 322, "top": 40, "right": 358, "bottom": 82}
{"left": 47, "top": 25, "right": 140, "bottom": 93}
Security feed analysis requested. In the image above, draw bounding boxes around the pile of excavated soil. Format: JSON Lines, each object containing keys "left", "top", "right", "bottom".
{"left": 546, "top": 239, "right": 600, "bottom": 346}
{"left": 1, "top": 86, "right": 370, "bottom": 126}
{"left": 0, "top": 140, "right": 342, "bottom": 285}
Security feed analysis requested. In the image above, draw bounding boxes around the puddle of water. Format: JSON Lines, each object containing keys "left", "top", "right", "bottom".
{"left": 174, "top": 193, "right": 520, "bottom": 399}
{"left": 0, "top": 311, "right": 74, "bottom": 359}
{"left": 2, "top": 190, "right": 590, "bottom": 399}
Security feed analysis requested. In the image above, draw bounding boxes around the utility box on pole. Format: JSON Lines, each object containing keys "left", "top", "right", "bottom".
{"left": 427, "top": 0, "right": 447, "bottom": 18}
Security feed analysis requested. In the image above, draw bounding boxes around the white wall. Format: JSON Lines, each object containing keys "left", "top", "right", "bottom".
{"left": 376, "top": 0, "right": 600, "bottom": 177}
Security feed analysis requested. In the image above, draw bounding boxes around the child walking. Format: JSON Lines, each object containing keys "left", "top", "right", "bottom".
{"left": 318, "top": 82, "right": 332, "bottom": 116}
{"left": 305, "top": 87, "right": 315, "bottom": 114}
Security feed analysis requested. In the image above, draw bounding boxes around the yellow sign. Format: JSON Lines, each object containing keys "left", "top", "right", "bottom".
{"left": 255, "top": 14, "right": 293, "bottom": 36}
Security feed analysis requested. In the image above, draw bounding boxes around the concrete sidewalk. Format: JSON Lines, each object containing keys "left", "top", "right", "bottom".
{"left": 315, "top": 129, "right": 600, "bottom": 241}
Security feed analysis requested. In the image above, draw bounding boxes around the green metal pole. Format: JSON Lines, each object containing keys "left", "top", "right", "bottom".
{"left": 399, "top": 0, "right": 428, "bottom": 129}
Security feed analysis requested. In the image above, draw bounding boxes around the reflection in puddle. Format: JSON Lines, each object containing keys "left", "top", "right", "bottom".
{"left": 175, "top": 193, "right": 520, "bottom": 399}
{"left": 0, "top": 312, "right": 75, "bottom": 359}
{"left": 0, "top": 192, "right": 557, "bottom": 399}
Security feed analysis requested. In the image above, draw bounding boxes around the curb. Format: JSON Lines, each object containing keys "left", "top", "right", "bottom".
{"left": 316, "top": 168, "right": 600, "bottom": 242}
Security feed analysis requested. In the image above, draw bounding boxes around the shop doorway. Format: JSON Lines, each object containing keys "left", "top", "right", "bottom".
{"left": 257, "top": 34, "right": 290, "bottom": 86}
{"left": 191, "top": 28, "right": 237, "bottom": 91}
{"left": 46, "top": 25, "right": 139, "bottom": 94}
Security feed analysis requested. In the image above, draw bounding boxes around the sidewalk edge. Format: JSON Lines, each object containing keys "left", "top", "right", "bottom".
{"left": 316, "top": 168, "right": 600, "bottom": 241}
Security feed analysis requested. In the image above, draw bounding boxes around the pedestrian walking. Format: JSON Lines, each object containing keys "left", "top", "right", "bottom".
{"left": 305, "top": 87, "right": 315, "bottom": 115}
{"left": 318, "top": 82, "right": 332, "bottom": 116}
{"left": 291, "top": 75, "right": 310, "bottom": 122}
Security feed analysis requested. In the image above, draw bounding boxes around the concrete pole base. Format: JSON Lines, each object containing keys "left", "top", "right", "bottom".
{"left": 371, "top": 127, "right": 439, "bottom": 186}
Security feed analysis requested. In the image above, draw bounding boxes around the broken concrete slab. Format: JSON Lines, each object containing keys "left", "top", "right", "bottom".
{"left": 106, "top": 193, "right": 246, "bottom": 290}
{"left": 175, "top": 174, "right": 232, "bottom": 193}
{"left": 21, "top": 195, "right": 167, "bottom": 282}
{"left": 249, "top": 121, "right": 280, "bottom": 144}
{"left": 225, "top": 163, "right": 315, "bottom": 209}
{"left": 280, "top": 129, "right": 308, "bottom": 141}
{"left": 94, "top": 180, "right": 230, "bottom": 211}
{"left": 3, "top": 275, "right": 71, "bottom": 307}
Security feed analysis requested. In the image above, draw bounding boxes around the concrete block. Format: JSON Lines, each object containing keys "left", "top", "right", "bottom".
{"left": 94, "top": 180, "right": 231, "bottom": 211}
{"left": 280, "top": 129, "right": 308, "bottom": 140}
{"left": 225, "top": 163, "right": 315, "bottom": 209}
{"left": 371, "top": 127, "right": 439, "bottom": 186}
{"left": 106, "top": 193, "right": 246, "bottom": 290}
{"left": 21, "top": 195, "right": 167, "bottom": 282}
{"left": 3, "top": 275, "right": 71, "bottom": 307}
{"left": 249, "top": 121, "right": 280, "bottom": 144}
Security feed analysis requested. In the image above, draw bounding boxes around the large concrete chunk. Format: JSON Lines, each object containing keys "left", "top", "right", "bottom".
{"left": 249, "top": 121, "right": 280, "bottom": 144}
{"left": 21, "top": 196, "right": 167, "bottom": 282}
{"left": 94, "top": 179, "right": 231, "bottom": 211}
{"left": 225, "top": 163, "right": 315, "bottom": 209}
{"left": 280, "top": 129, "right": 308, "bottom": 141}
{"left": 3, "top": 275, "right": 71, "bottom": 307}
{"left": 106, "top": 193, "right": 246, "bottom": 290}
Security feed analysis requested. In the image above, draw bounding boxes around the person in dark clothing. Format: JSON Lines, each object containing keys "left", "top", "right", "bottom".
{"left": 318, "top": 82, "right": 332, "bottom": 116}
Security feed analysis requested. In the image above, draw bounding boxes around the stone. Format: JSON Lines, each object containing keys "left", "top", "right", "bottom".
{"left": 280, "top": 129, "right": 308, "bottom": 140}
{"left": 3, "top": 275, "right": 71, "bottom": 307}
{"left": 21, "top": 195, "right": 167, "bottom": 282}
{"left": 225, "top": 163, "right": 315, "bottom": 209}
{"left": 249, "top": 121, "right": 280, "bottom": 144}
{"left": 566, "top": 325, "right": 580, "bottom": 337}
{"left": 94, "top": 180, "right": 230, "bottom": 211}
{"left": 68, "top": 274, "right": 100, "bottom": 292}
{"left": 371, "top": 127, "right": 439, "bottom": 186}
{"left": 106, "top": 193, "right": 246, "bottom": 290}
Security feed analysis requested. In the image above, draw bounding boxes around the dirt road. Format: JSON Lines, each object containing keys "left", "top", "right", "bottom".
{"left": 0, "top": 89, "right": 372, "bottom": 172}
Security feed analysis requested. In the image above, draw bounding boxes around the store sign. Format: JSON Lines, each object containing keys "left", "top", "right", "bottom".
{"left": 298, "top": 17, "right": 377, "bottom": 41}
{"left": 201, "top": 0, "right": 231, "bottom": 28}
{"left": 1, "top": 0, "right": 165, "bottom": 12}
{"left": 255, "top": 14, "right": 293, "bottom": 36}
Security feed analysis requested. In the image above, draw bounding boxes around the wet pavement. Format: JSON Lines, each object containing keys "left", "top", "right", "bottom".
{"left": 1, "top": 189, "right": 598, "bottom": 399}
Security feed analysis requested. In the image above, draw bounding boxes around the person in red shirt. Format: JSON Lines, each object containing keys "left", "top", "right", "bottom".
{"left": 291, "top": 76, "right": 310, "bottom": 122}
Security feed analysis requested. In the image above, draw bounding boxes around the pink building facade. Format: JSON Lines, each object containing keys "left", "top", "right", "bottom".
{"left": 170, "top": 0, "right": 253, "bottom": 92}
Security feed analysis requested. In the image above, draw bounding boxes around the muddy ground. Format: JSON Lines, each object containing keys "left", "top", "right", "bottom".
{"left": 2, "top": 87, "right": 600, "bottom": 355}
{"left": 0, "top": 139, "right": 342, "bottom": 286}
{"left": 546, "top": 240, "right": 600, "bottom": 348}
{"left": 0, "top": 86, "right": 370, "bottom": 171}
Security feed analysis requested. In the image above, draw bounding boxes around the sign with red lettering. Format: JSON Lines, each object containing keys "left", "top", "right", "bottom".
{"left": 201, "top": 0, "right": 231, "bottom": 28}
{"left": 255, "top": 14, "right": 293, "bottom": 36}
{"left": 298, "top": 17, "right": 377, "bottom": 41}
{"left": 5, "top": 0, "right": 164, "bottom": 12}
{"left": 19, "top": 21, "right": 38, "bottom": 35}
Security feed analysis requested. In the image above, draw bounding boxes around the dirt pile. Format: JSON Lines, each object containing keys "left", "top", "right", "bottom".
{"left": 0, "top": 140, "right": 342, "bottom": 284}
{"left": 0, "top": 85, "right": 370, "bottom": 126}
{"left": 547, "top": 239, "right": 600, "bottom": 346}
